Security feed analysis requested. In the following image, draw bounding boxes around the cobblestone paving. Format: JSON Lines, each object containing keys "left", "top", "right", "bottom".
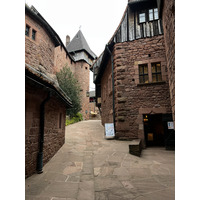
{"left": 25, "top": 120, "right": 175, "bottom": 200}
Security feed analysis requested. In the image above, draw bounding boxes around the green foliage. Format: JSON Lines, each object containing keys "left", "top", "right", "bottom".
{"left": 65, "top": 113, "right": 83, "bottom": 126}
{"left": 56, "top": 66, "right": 82, "bottom": 117}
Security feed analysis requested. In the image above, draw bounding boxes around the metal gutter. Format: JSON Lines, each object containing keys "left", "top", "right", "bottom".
{"left": 37, "top": 91, "right": 51, "bottom": 174}
{"left": 25, "top": 73, "right": 72, "bottom": 173}
{"left": 106, "top": 45, "right": 116, "bottom": 133}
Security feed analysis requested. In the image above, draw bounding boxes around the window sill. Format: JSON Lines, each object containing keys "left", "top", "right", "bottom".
{"left": 137, "top": 81, "right": 166, "bottom": 86}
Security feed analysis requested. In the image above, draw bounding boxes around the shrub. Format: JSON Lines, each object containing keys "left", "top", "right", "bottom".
{"left": 56, "top": 66, "right": 82, "bottom": 118}
{"left": 65, "top": 112, "right": 83, "bottom": 126}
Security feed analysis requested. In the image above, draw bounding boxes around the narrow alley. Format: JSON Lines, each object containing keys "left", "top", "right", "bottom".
{"left": 25, "top": 120, "right": 175, "bottom": 200}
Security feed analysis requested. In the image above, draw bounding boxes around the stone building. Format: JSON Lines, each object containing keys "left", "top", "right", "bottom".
{"left": 25, "top": 5, "right": 96, "bottom": 177}
{"left": 157, "top": 0, "right": 175, "bottom": 124}
{"left": 25, "top": 5, "right": 73, "bottom": 177}
{"left": 66, "top": 30, "right": 97, "bottom": 120}
{"left": 92, "top": 0, "right": 175, "bottom": 148}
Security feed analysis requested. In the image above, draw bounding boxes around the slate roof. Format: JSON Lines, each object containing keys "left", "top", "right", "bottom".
{"left": 66, "top": 30, "right": 96, "bottom": 59}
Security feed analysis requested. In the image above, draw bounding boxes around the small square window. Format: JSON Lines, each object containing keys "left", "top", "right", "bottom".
{"left": 25, "top": 25, "right": 30, "bottom": 36}
{"left": 139, "top": 13, "right": 146, "bottom": 23}
{"left": 32, "top": 29, "right": 36, "bottom": 40}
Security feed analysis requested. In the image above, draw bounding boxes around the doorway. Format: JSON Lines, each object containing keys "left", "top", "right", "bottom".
{"left": 143, "top": 113, "right": 175, "bottom": 149}
{"left": 143, "top": 114, "right": 165, "bottom": 147}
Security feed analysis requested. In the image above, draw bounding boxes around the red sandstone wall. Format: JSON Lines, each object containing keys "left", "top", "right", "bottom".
{"left": 25, "top": 83, "right": 66, "bottom": 177}
{"left": 54, "top": 46, "right": 76, "bottom": 74}
{"left": 43, "top": 97, "right": 66, "bottom": 165}
{"left": 113, "top": 35, "right": 172, "bottom": 140}
{"left": 101, "top": 58, "right": 113, "bottom": 125}
{"left": 54, "top": 46, "right": 91, "bottom": 120}
{"left": 25, "top": 84, "right": 47, "bottom": 177}
{"left": 25, "top": 14, "right": 90, "bottom": 121}
{"left": 54, "top": 47, "right": 91, "bottom": 120}
{"left": 97, "top": 35, "right": 172, "bottom": 142}
{"left": 74, "top": 61, "right": 90, "bottom": 120}
{"left": 162, "top": 0, "right": 175, "bottom": 124}
{"left": 25, "top": 15, "right": 55, "bottom": 74}
{"left": 25, "top": 14, "right": 68, "bottom": 177}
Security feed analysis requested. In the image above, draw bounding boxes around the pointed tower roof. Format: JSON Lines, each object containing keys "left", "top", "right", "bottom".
{"left": 66, "top": 30, "right": 96, "bottom": 59}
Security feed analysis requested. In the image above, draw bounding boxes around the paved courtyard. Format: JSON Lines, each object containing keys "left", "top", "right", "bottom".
{"left": 25, "top": 120, "right": 175, "bottom": 200}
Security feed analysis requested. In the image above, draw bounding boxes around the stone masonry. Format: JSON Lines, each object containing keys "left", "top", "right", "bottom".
{"left": 162, "top": 0, "right": 175, "bottom": 124}
{"left": 74, "top": 60, "right": 90, "bottom": 120}
{"left": 26, "top": 12, "right": 91, "bottom": 121}
{"left": 25, "top": 83, "right": 67, "bottom": 177}
{"left": 101, "top": 58, "right": 113, "bottom": 125}
{"left": 54, "top": 46, "right": 90, "bottom": 120}
{"left": 113, "top": 35, "right": 172, "bottom": 142}
{"left": 54, "top": 45, "right": 76, "bottom": 74}
{"left": 100, "top": 35, "right": 172, "bottom": 144}
{"left": 25, "top": 14, "right": 55, "bottom": 74}
{"left": 25, "top": 6, "right": 92, "bottom": 177}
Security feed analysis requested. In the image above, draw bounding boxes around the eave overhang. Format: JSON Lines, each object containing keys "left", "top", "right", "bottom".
{"left": 94, "top": 43, "right": 114, "bottom": 84}
{"left": 25, "top": 63, "right": 72, "bottom": 108}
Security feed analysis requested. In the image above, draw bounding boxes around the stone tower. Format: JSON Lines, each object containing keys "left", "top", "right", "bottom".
{"left": 66, "top": 30, "right": 96, "bottom": 120}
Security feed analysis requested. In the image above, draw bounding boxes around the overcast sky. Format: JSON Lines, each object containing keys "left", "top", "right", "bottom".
{"left": 25, "top": 0, "right": 128, "bottom": 90}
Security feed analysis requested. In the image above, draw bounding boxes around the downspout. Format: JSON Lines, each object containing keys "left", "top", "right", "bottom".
{"left": 106, "top": 45, "right": 116, "bottom": 133}
{"left": 37, "top": 91, "right": 51, "bottom": 174}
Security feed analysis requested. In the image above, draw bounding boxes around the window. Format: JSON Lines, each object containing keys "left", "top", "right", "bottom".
{"left": 32, "top": 29, "right": 36, "bottom": 40}
{"left": 154, "top": 8, "right": 159, "bottom": 20}
{"left": 134, "top": 60, "right": 165, "bottom": 85}
{"left": 25, "top": 25, "right": 30, "bottom": 36}
{"left": 139, "top": 64, "right": 149, "bottom": 83}
{"left": 152, "top": 63, "right": 162, "bottom": 82}
{"left": 149, "top": 8, "right": 159, "bottom": 21}
{"left": 139, "top": 12, "right": 146, "bottom": 23}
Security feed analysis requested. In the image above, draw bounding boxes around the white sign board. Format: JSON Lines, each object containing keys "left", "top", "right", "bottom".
{"left": 105, "top": 123, "right": 115, "bottom": 139}
{"left": 167, "top": 122, "right": 174, "bottom": 129}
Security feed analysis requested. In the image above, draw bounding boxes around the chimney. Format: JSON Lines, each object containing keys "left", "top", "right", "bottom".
{"left": 66, "top": 35, "right": 70, "bottom": 47}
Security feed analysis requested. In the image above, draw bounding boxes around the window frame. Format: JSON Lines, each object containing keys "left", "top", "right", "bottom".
{"left": 134, "top": 59, "right": 166, "bottom": 85}
{"left": 25, "top": 24, "right": 30, "bottom": 37}
{"left": 139, "top": 64, "right": 149, "bottom": 84}
{"left": 139, "top": 12, "right": 146, "bottom": 24}
{"left": 148, "top": 8, "right": 159, "bottom": 21}
{"left": 151, "top": 62, "right": 162, "bottom": 83}
{"left": 32, "top": 29, "right": 36, "bottom": 41}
